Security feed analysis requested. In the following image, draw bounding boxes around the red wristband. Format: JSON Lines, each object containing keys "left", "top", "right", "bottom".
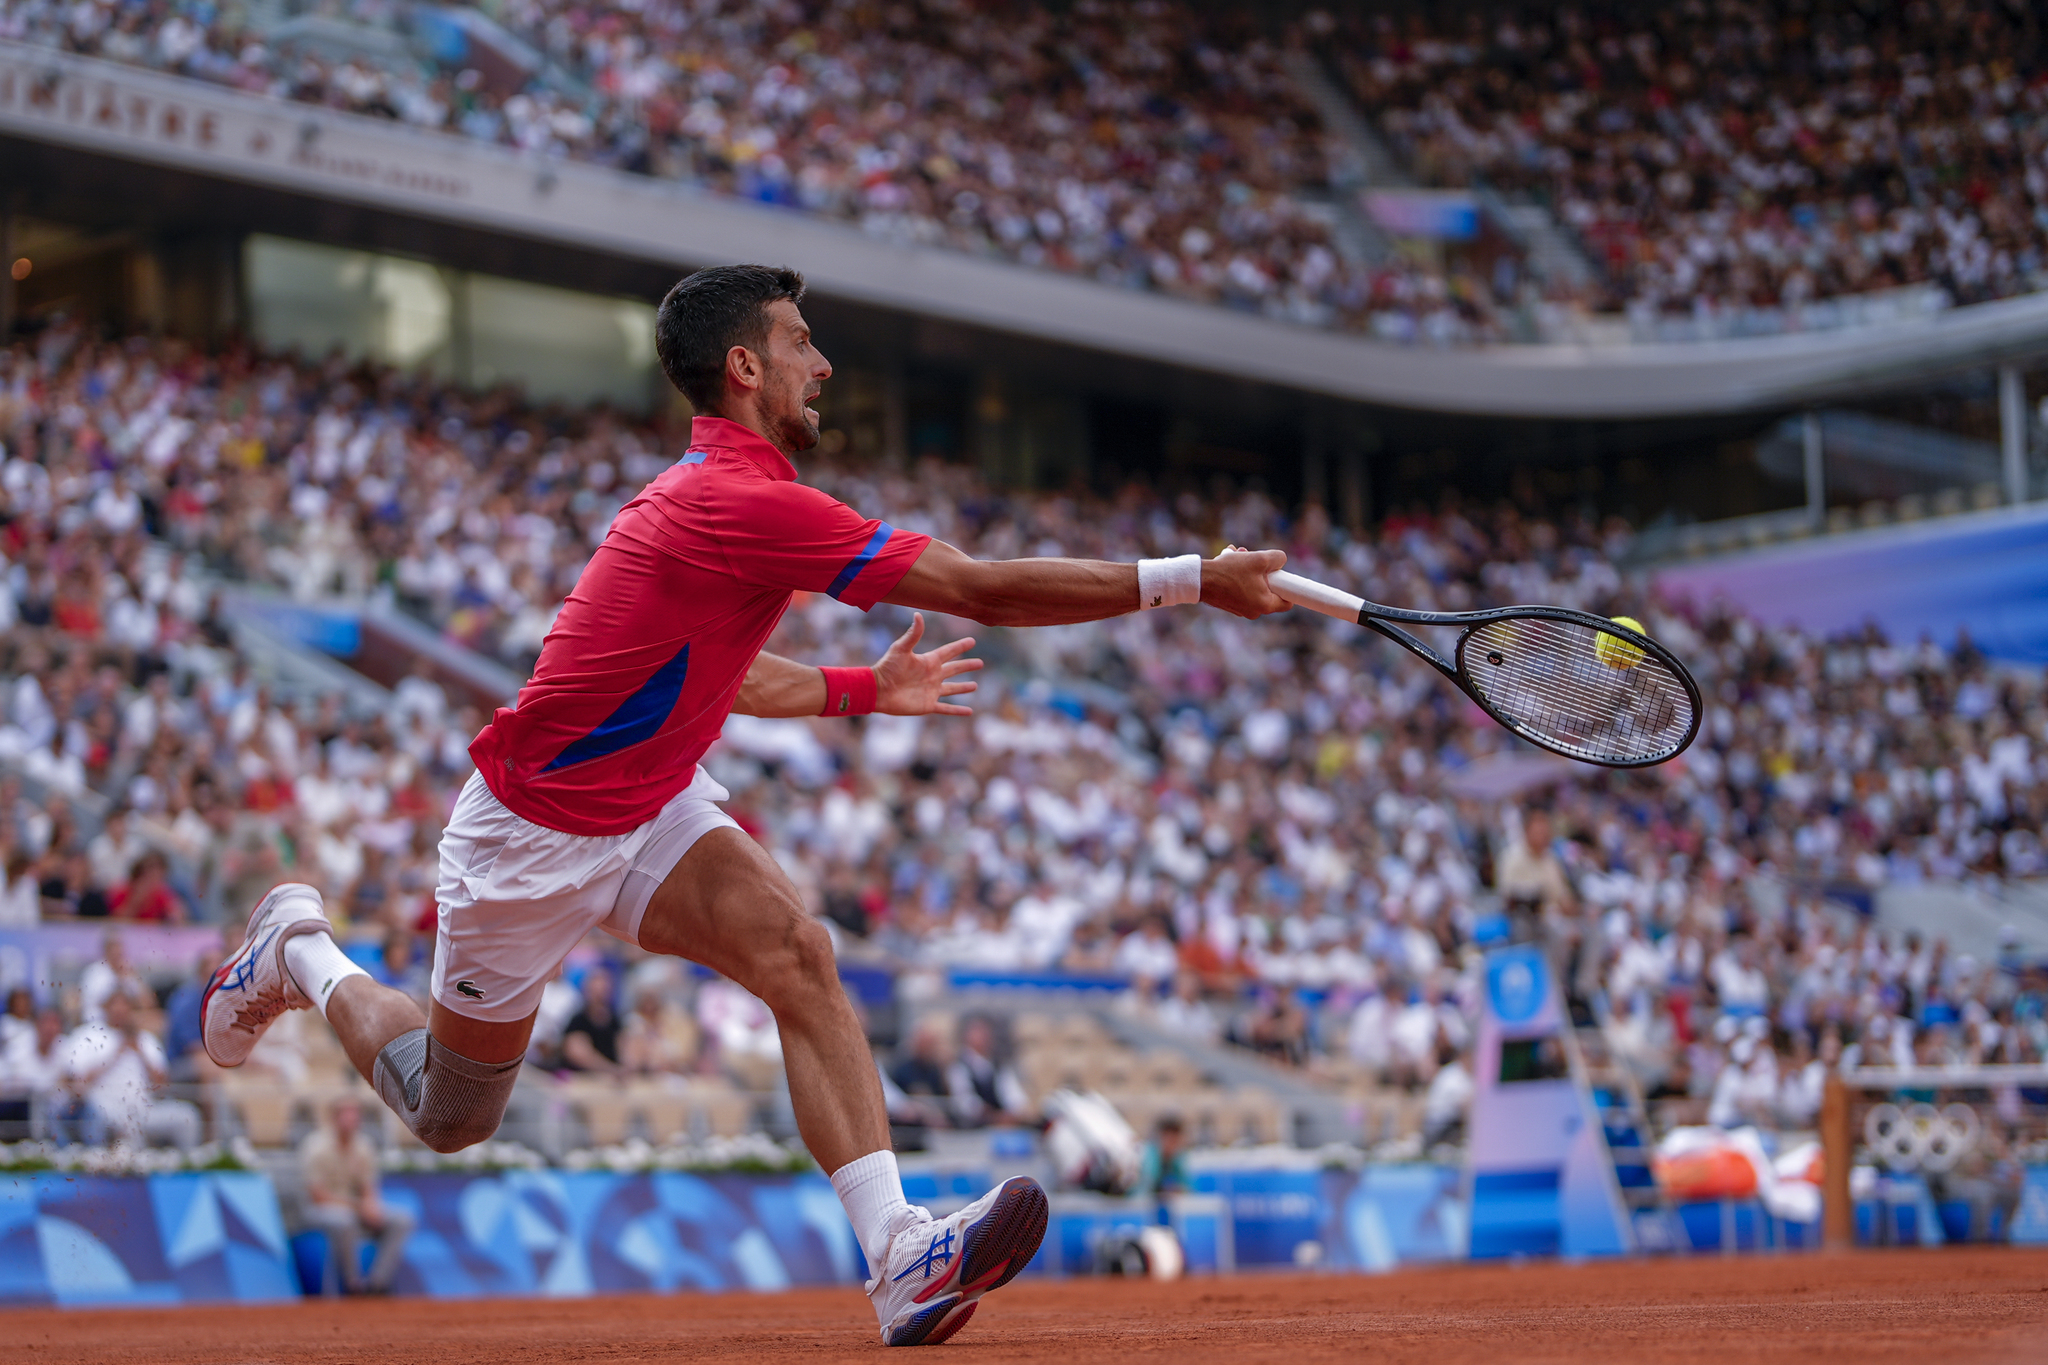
{"left": 819, "top": 666, "right": 878, "bottom": 717}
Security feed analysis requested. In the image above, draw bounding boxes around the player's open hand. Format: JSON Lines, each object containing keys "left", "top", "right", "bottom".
{"left": 1203, "top": 546, "right": 1289, "bottom": 619}
{"left": 874, "top": 612, "right": 983, "bottom": 717}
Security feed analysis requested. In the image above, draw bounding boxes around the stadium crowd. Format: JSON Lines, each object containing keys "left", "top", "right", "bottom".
{"left": 1, "top": 321, "right": 2045, "bottom": 1151}
{"left": 1329, "top": 0, "right": 2048, "bottom": 319}
{"left": 0, "top": 0, "right": 1430, "bottom": 333}
{"left": 11, "top": 2, "right": 2048, "bottom": 338}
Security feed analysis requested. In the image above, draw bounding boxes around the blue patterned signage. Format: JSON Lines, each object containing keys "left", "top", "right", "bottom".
{"left": 377, "top": 1171, "right": 863, "bottom": 1297}
{"left": 0, "top": 1173, "right": 296, "bottom": 1306}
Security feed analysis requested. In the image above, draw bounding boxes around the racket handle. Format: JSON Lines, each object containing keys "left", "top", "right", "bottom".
{"left": 1269, "top": 571, "right": 1365, "bottom": 623}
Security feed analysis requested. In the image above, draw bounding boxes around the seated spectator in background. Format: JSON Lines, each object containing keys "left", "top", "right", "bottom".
{"left": 1059, "top": 918, "right": 1118, "bottom": 975}
{"left": 820, "top": 862, "right": 872, "bottom": 939}
{"left": 0, "top": 850, "right": 39, "bottom": 927}
{"left": 561, "top": 967, "right": 623, "bottom": 1074}
{"left": 1495, "top": 810, "right": 1576, "bottom": 925}
{"left": 1346, "top": 986, "right": 1394, "bottom": 1079}
{"left": 526, "top": 973, "right": 584, "bottom": 1071}
{"left": 1137, "top": 1114, "right": 1190, "bottom": 1202}
{"left": 109, "top": 850, "right": 187, "bottom": 924}
{"left": 1776, "top": 1030, "right": 1828, "bottom": 1132}
{"left": 888, "top": 1018, "right": 955, "bottom": 1130}
{"left": 620, "top": 978, "right": 701, "bottom": 1077}
{"left": 56, "top": 992, "right": 200, "bottom": 1147}
{"left": 1176, "top": 929, "right": 1244, "bottom": 997}
{"left": 0, "top": 1001, "right": 64, "bottom": 1139}
{"left": 1389, "top": 977, "right": 1465, "bottom": 1089}
{"left": 78, "top": 931, "right": 150, "bottom": 1026}
{"left": 1114, "top": 915, "right": 1180, "bottom": 987}
{"left": 43, "top": 849, "right": 109, "bottom": 919}
{"left": 1708, "top": 1033, "right": 1779, "bottom": 1130}
{"left": 1154, "top": 972, "right": 1223, "bottom": 1046}
{"left": 1241, "top": 986, "right": 1310, "bottom": 1068}
{"left": 945, "top": 1016, "right": 1031, "bottom": 1128}
{"left": 1421, "top": 1038, "right": 1473, "bottom": 1149}
{"left": 299, "top": 1098, "right": 416, "bottom": 1295}
{"left": 0, "top": 988, "right": 32, "bottom": 1051}
{"left": 160, "top": 944, "right": 222, "bottom": 1085}
{"left": 1711, "top": 937, "right": 1770, "bottom": 1017}
{"left": 86, "top": 808, "right": 147, "bottom": 895}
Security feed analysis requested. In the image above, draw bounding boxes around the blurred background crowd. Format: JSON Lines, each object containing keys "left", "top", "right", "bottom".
{"left": 1330, "top": 0, "right": 2048, "bottom": 320}
{"left": 7, "top": 0, "right": 2048, "bottom": 341}
{"left": 2, "top": 319, "right": 2045, "bottom": 1158}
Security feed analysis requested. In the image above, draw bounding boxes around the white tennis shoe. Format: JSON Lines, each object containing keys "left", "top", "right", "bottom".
{"left": 202, "top": 883, "right": 333, "bottom": 1068}
{"left": 869, "top": 1174, "right": 1048, "bottom": 1347}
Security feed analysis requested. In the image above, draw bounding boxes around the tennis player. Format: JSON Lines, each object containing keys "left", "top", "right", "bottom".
{"left": 203, "top": 264, "right": 1286, "bottom": 1343}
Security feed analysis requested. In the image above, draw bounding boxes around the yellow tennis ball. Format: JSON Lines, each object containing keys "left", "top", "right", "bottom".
{"left": 1596, "top": 616, "right": 1647, "bottom": 670}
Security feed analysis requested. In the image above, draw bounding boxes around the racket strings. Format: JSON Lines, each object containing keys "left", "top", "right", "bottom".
{"left": 1459, "top": 617, "right": 1695, "bottom": 765}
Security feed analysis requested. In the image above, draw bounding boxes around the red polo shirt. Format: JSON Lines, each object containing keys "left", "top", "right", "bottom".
{"left": 469, "top": 416, "right": 930, "bottom": 835}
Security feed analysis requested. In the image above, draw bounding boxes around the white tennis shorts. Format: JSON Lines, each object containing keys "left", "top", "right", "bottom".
{"left": 429, "top": 767, "right": 740, "bottom": 1023}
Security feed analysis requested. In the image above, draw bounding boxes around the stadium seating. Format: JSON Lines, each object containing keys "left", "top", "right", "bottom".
{"left": 2, "top": 320, "right": 2044, "bottom": 1165}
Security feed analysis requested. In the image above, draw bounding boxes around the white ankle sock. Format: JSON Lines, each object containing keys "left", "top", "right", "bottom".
{"left": 283, "top": 928, "right": 368, "bottom": 1019}
{"left": 830, "top": 1149, "right": 924, "bottom": 1272}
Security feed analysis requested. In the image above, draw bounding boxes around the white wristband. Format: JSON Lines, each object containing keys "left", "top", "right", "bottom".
{"left": 1137, "top": 554, "right": 1202, "bottom": 610}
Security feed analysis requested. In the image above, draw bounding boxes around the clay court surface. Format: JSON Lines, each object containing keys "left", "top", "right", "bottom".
{"left": 11, "top": 1248, "right": 2046, "bottom": 1364}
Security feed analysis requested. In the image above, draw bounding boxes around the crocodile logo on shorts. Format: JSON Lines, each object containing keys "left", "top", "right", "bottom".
{"left": 456, "top": 979, "right": 487, "bottom": 1000}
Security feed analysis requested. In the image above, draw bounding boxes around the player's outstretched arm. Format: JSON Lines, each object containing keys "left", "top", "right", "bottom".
{"left": 731, "top": 614, "right": 982, "bottom": 718}
{"left": 884, "top": 540, "right": 1288, "bottom": 627}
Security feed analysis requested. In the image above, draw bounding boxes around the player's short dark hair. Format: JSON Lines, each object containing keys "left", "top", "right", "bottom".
{"left": 655, "top": 264, "right": 806, "bottom": 411}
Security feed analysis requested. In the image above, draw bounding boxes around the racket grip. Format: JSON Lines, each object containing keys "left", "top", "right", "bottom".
{"left": 1269, "top": 571, "right": 1365, "bottom": 622}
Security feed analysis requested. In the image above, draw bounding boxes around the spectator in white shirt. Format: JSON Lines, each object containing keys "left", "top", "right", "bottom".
{"left": 87, "top": 809, "right": 150, "bottom": 898}
{"left": 57, "top": 992, "right": 200, "bottom": 1147}
{"left": 22, "top": 731, "right": 86, "bottom": 796}
{"left": 0, "top": 988, "right": 32, "bottom": 1052}
{"left": 1608, "top": 921, "right": 1668, "bottom": 1004}
{"left": 1422, "top": 1038, "right": 1474, "bottom": 1148}
{"left": 1113, "top": 915, "right": 1180, "bottom": 987}
{"left": 79, "top": 932, "right": 152, "bottom": 1027}
{"left": 1153, "top": 972, "right": 1222, "bottom": 1045}
{"left": 1776, "top": 1029, "right": 1837, "bottom": 1132}
{"left": 0, "top": 1004, "right": 67, "bottom": 1140}
{"left": 0, "top": 849, "right": 38, "bottom": 927}
{"left": 1708, "top": 1034, "right": 1779, "bottom": 1130}
{"left": 1711, "top": 937, "right": 1771, "bottom": 1016}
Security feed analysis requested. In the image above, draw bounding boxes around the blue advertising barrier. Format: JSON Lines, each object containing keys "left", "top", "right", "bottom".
{"left": 377, "top": 1170, "right": 865, "bottom": 1297}
{"left": 2014, "top": 1165, "right": 2048, "bottom": 1245}
{"left": 1190, "top": 1165, "right": 1466, "bottom": 1271}
{"left": 12, "top": 1160, "right": 2030, "bottom": 1309}
{"left": 0, "top": 1172, "right": 297, "bottom": 1306}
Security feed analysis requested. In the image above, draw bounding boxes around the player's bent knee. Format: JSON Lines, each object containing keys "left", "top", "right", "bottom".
{"left": 372, "top": 1028, "right": 522, "bottom": 1154}
{"left": 749, "top": 914, "right": 838, "bottom": 1017}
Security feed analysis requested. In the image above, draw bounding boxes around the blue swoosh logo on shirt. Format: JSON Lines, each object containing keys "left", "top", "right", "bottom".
{"left": 541, "top": 642, "right": 691, "bottom": 772}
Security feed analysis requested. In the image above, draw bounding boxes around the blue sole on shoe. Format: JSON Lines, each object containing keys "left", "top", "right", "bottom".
{"left": 886, "top": 1177, "right": 1048, "bottom": 1347}
{"left": 958, "top": 1176, "right": 1048, "bottom": 1297}
{"left": 889, "top": 1298, "right": 974, "bottom": 1347}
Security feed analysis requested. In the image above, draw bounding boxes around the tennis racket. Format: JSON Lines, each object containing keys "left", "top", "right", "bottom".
{"left": 1268, "top": 570, "right": 1701, "bottom": 768}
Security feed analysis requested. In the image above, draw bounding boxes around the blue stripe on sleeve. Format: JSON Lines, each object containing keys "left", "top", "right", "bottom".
{"left": 825, "top": 523, "right": 895, "bottom": 601}
{"left": 678, "top": 450, "right": 709, "bottom": 465}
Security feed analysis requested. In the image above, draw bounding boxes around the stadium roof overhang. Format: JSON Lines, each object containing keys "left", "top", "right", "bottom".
{"left": 7, "top": 42, "right": 2048, "bottom": 422}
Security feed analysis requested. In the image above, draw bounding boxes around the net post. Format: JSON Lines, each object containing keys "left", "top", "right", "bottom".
{"left": 1821, "top": 1073, "right": 1852, "bottom": 1250}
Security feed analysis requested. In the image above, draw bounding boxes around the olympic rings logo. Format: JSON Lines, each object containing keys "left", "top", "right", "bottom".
{"left": 1862, "top": 1101, "right": 1980, "bottom": 1173}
